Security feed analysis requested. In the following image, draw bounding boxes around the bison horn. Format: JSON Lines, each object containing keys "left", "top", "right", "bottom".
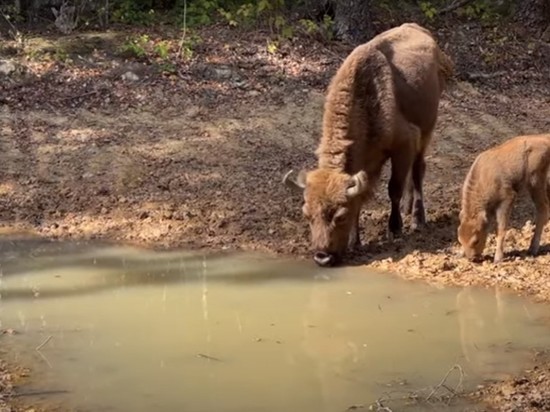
{"left": 346, "top": 171, "right": 368, "bottom": 198}
{"left": 283, "top": 169, "right": 306, "bottom": 192}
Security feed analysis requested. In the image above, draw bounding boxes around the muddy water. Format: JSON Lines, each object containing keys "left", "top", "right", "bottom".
{"left": 1, "top": 238, "right": 550, "bottom": 411}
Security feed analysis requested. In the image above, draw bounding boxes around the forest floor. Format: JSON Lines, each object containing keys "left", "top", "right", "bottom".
{"left": 0, "top": 15, "right": 549, "bottom": 412}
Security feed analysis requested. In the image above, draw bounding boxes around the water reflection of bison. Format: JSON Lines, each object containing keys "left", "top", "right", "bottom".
{"left": 455, "top": 286, "right": 534, "bottom": 381}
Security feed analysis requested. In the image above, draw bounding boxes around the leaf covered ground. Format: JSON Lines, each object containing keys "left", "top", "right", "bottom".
{"left": 0, "top": 17, "right": 549, "bottom": 412}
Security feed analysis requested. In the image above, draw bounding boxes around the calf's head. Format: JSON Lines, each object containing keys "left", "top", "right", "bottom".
{"left": 457, "top": 210, "right": 489, "bottom": 261}
{"left": 284, "top": 168, "right": 368, "bottom": 267}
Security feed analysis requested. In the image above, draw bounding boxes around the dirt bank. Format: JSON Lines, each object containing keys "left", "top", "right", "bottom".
{"left": 0, "top": 19, "right": 549, "bottom": 412}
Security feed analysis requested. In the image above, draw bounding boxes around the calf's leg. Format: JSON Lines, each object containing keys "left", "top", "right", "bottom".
{"left": 494, "top": 196, "right": 514, "bottom": 263}
{"left": 528, "top": 178, "right": 550, "bottom": 256}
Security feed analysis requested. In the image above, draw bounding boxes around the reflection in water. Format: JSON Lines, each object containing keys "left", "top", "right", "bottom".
{"left": 455, "top": 286, "right": 536, "bottom": 380}
{"left": 1, "top": 238, "right": 550, "bottom": 412}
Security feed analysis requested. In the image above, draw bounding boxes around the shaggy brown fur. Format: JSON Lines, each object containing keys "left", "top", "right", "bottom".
{"left": 458, "top": 134, "right": 550, "bottom": 263}
{"left": 284, "top": 22, "right": 454, "bottom": 266}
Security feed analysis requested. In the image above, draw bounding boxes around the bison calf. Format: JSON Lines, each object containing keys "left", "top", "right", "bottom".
{"left": 284, "top": 23, "right": 453, "bottom": 266}
{"left": 458, "top": 134, "right": 550, "bottom": 263}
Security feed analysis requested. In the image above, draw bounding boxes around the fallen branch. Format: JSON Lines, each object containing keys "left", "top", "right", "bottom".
{"left": 465, "top": 70, "right": 507, "bottom": 81}
{"left": 0, "top": 9, "right": 23, "bottom": 44}
{"left": 437, "top": 0, "right": 476, "bottom": 15}
{"left": 57, "top": 88, "right": 107, "bottom": 102}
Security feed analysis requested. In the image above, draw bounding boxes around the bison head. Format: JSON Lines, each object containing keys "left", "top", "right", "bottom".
{"left": 457, "top": 210, "right": 489, "bottom": 262}
{"left": 284, "top": 168, "right": 368, "bottom": 267}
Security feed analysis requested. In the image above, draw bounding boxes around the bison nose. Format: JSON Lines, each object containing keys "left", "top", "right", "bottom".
{"left": 313, "top": 251, "right": 334, "bottom": 267}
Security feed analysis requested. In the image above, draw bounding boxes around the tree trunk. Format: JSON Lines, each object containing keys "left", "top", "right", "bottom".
{"left": 302, "top": 0, "right": 373, "bottom": 44}
{"left": 331, "top": 0, "right": 373, "bottom": 44}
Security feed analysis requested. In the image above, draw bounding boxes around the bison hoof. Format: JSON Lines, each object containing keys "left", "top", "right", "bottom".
{"left": 528, "top": 245, "right": 540, "bottom": 256}
{"left": 349, "top": 238, "right": 362, "bottom": 251}
{"left": 411, "top": 220, "right": 425, "bottom": 232}
{"left": 388, "top": 224, "right": 403, "bottom": 237}
{"left": 387, "top": 228, "right": 401, "bottom": 243}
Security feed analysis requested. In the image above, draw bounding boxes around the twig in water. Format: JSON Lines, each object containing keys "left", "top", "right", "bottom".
{"left": 36, "top": 350, "right": 53, "bottom": 369}
{"left": 373, "top": 395, "right": 394, "bottom": 412}
{"left": 36, "top": 335, "right": 53, "bottom": 351}
{"left": 197, "top": 353, "right": 222, "bottom": 362}
{"left": 367, "top": 364, "right": 466, "bottom": 410}
{"left": 425, "top": 364, "right": 464, "bottom": 402}
{"left": 13, "top": 389, "right": 70, "bottom": 398}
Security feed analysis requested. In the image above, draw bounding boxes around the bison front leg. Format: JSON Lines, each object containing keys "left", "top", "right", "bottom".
{"left": 388, "top": 150, "right": 415, "bottom": 239}
{"left": 348, "top": 208, "right": 361, "bottom": 250}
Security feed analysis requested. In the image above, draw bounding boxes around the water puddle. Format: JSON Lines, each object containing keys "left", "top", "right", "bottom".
{"left": 1, "top": 237, "right": 550, "bottom": 411}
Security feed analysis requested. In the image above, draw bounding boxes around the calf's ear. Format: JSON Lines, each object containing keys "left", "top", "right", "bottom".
{"left": 346, "top": 171, "right": 368, "bottom": 198}
{"left": 283, "top": 169, "right": 307, "bottom": 193}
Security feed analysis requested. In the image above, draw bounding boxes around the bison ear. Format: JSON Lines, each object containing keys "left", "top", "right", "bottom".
{"left": 346, "top": 171, "right": 368, "bottom": 199}
{"left": 283, "top": 169, "right": 307, "bottom": 193}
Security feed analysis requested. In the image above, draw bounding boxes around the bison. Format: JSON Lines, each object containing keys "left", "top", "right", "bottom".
{"left": 284, "top": 23, "right": 454, "bottom": 266}
{"left": 458, "top": 134, "right": 550, "bottom": 263}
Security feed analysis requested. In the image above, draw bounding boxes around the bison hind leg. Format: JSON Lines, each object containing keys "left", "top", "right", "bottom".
{"left": 388, "top": 150, "right": 415, "bottom": 237}
{"left": 410, "top": 153, "right": 427, "bottom": 231}
{"left": 401, "top": 172, "right": 414, "bottom": 216}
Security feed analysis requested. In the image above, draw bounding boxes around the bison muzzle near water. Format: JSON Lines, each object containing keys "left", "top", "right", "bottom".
{"left": 284, "top": 23, "right": 454, "bottom": 267}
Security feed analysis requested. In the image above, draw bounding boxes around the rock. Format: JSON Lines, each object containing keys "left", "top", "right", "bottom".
{"left": 232, "top": 79, "right": 247, "bottom": 89}
{"left": 185, "top": 105, "right": 200, "bottom": 118}
{"left": 121, "top": 71, "right": 139, "bottom": 82}
{"left": 0, "top": 60, "right": 17, "bottom": 76}
{"left": 207, "top": 65, "right": 233, "bottom": 80}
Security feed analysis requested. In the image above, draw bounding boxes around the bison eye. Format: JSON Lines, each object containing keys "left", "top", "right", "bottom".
{"left": 333, "top": 207, "right": 348, "bottom": 224}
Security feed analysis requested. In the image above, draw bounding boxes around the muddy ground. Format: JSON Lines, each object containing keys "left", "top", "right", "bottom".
{"left": 0, "top": 18, "right": 549, "bottom": 412}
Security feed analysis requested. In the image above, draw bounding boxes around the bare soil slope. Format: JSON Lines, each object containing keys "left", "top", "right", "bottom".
{"left": 1, "top": 24, "right": 549, "bottom": 300}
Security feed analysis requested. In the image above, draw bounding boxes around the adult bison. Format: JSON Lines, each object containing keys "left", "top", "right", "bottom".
{"left": 284, "top": 23, "right": 453, "bottom": 267}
